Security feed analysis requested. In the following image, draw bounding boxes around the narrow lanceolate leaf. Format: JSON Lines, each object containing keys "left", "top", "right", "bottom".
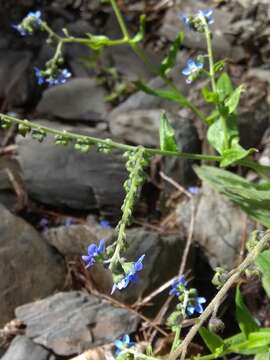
{"left": 199, "top": 327, "right": 225, "bottom": 354}
{"left": 220, "top": 146, "right": 257, "bottom": 168}
{"left": 235, "top": 286, "right": 259, "bottom": 338}
{"left": 254, "top": 353, "right": 270, "bottom": 360}
{"left": 159, "top": 112, "right": 178, "bottom": 152}
{"left": 225, "top": 85, "right": 245, "bottom": 114}
{"left": 255, "top": 250, "right": 270, "bottom": 297}
{"left": 160, "top": 32, "right": 184, "bottom": 76}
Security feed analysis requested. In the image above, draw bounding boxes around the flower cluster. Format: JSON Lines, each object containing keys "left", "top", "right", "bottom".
{"left": 114, "top": 334, "right": 135, "bottom": 357}
{"left": 34, "top": 67, "right": 71, "bottom": 87}
{"left": 82, "top": 239, "right": 105, "bottom": 269}
{"left": 180, "top": 9, "right": 214, "bottom": 32}
{"left": 13, "top": 11, "right": 42, "bottom": 36}
{"left": 182, "top": 59, "right": 204, "bottom": 84}
{"left": 169, "top": 276, "right": 206, "bottom": 316}
{"left": 111, "top": 254, "right": 145, "bottom": 294}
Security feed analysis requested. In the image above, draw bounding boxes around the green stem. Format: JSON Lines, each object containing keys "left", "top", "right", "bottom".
{"left": 170, "top": 326, "right": 181, "bottom": 355}
{"left": 109, "top": 147, "right": 145, "bottom": 270}
{"left": 0, "top": 113, "right": 221, "bottom": 162}
{"left": 204, "top": 20, "right": 229, "bottom": 149}
{"left": 109, "top": 0, "right": 130, "bottom": 40}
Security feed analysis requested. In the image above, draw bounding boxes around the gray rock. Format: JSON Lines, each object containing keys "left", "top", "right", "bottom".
{"left": 176, "top": 184, "right": 250, "bottom": 268}
{"left": 16, "top": 291, "right": 139, "bottom": 356}
{"left": 16, "top": 121, "right": 127, "bottom": 217}
{"left": 37, "top": 78, "right": 107, "bottom": 122}
{"left": 109, "top": 109, "right": 162, "bottom": 147}
{"left": 0, "top": 50, "right": 32, "bottom": 107}
{"left": 0, "top": 204, "right": 65, "bottom": 326}
{"left": 160, "top": 0, "right": 245, "bottom": 60}
{"left": 1, "top": 336, "right": 52, "bottom": 360}
{"left": 44, "top": 221, "right": 114, "bottom": 256}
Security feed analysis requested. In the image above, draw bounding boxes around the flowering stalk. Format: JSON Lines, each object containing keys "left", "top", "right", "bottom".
{"left": 202, "top": 17, "right": 229, "bottom": 150}
{"left": 109, "top": 147, "right": 148, "bottom": 272}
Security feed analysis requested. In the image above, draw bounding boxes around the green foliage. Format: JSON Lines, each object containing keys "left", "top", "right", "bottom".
{"left": 198, "top": 327, "right": 224, "bottom": 354}
{"left": 160, "top": 32, "right": 184, "bottom": 76}
{"left": 195, "top": 165, "right": 270, "bottom": 228}
{"left": 255, "top": 250, "right": 270, "bottom": 297}
{"left": 235, "top": 286, "right": 259, "bottom": 338}
{"left": 159, "top": 112, "right": 178, "bottom": 152}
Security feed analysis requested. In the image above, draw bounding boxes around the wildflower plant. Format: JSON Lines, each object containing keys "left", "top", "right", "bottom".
{"left": 3, "top": 3, "right": 270, "bottom": 359}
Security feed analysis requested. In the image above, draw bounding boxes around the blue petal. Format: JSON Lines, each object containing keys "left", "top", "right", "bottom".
{"left": 122, "top": 334, "right": 130, "bottom": 345}
{"left": 182, "top": 66, "right": 191, "bottom": 76}
{"left": 114, "top": 339, "right": 124, "bottom": 349}
{"left": 197, "top": 297, "right": 206, "bottom": 304}
{"left": 87, "top": 243, "right": 98, "bottom": 256}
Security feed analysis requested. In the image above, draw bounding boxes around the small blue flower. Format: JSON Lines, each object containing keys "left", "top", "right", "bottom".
{"left": 34, "top": 67, "right": 71, "bottom": 86}
{"left": 12, "top": 10, "right": 42, "bottom": 36}
{"left": 99, "top": 220, "right": 111, "bottom": 229}
{"left": 39, "top": 217, "right": 49, "bottom": 231}
{"left": 197, "top": 9, "right": 214, "bottom": 25}
{"left": 114, "top": 334, "right": 135, "bottom": 357}
{"left": 111, "top": 254, "right": 145, "bottom": 294}
{"left": 188, "top": 186, "right": 200, "bottom": 195}
{"left": 46, "top": 69, "right": 72, "bottom": 86}
{"left": 169, "top": 276, "right": 187, "bottom": 297}
{"left": 82, "top": 239, "right": 105, "bottom": 269}
{"left": 180, "top": 14, "right": 191, "bottom": 28}
{"left": 182, "top": 59, "right": 204, "bottom": 84}
{"left": 187, "top": 296, "right": 206, "bottom": 315}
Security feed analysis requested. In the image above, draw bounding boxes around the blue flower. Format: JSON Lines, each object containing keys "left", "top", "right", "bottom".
{"left": 197, "top": 9, "right": 214, "bottom": 25}
{"left": 99, "top": 220, "right": 111, "bottom": 229}
{"left": 12, "top": 10, "right": 42, "bottom": 36}
{"left": 34, "top": 67, "right": 71, "bottom": 86}
{"left": 82, "top": 239, "right": 105, "bottom": 269}
{"left": 111, "top": 254, "right": 145, "bottom": 294}
{"left": 187, "top": 296, "right": 206, "bottom": 315}
{"left": 180, "top": 14, "right": 191, "bottom": 28}
{"left": 169, "top": 276, "right": 187, "bottom": 297}
{"left": 182, "top": 59, "right": 204, "bottom": 84}
{"left": 188, "top": 186, "right": 200, "bottom": 195}
{"left": 114, "top": 334, "right": 135, "bottom": 357}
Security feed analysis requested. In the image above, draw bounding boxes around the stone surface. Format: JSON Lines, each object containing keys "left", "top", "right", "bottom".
{"left": 1, "top": 336, "right": 52, "bottom": 360}
{"left": 37, "top": 78, "right": 107, "bottom": 122}
{"left": 176, "top": 184, "right": 250, "bottom": 269}
{"left": 44, "top": 221, "right": 114, "bottom": 256}
{"left": 109, "top": 109, "right": 163, "bottom": 147}
{"left": 0, "top": 204, "right": 65, "bottom": 326}
{"left": 160, "top": 0, "right": 245, "bottom": 60}
{"left": 16, "top": 291, "right": 139, "bottom": 356}
{"left": 16, "top": 121, "right": 127, "bottom": 218}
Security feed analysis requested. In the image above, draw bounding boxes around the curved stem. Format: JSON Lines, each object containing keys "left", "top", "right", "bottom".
{"left": 169, "top": 230, "right": 270, "bottom": 360}
{"left": 0, "top": 113, "right": 221, "bottom": 162}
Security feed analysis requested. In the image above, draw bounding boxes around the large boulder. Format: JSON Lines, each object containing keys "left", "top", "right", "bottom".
{"left": 16, "top": 121, "right": 127, "bottom": 218}
{"left": 16, "top": 291, "right": 139, "bottom": 356}
{"left": 0, "top": 204, "right": 65, "bottom": 326}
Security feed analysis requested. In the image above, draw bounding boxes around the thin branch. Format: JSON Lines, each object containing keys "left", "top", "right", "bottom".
{"left": 169, "top": 230, "right": 270, "bottom": 360}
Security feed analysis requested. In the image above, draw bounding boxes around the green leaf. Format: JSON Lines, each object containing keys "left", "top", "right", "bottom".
{"left": 135, "top": 80, "right": 190, "bottom": 107}
{"left": 199, "top": 327, "right": 225, "bottom": 354}
{"left": 216, "top": 72, "right": 233, "bottom": 101}
{"left": 131, "top": 14, "right": 146, "bottom": 44}
{"left": 247, "top": 332, "right": 270, "bottom": 349}
{"left": 194, "top": 165, "right": 270, "bottom": 228}
{"left": 207, "top": 114, "right": 239, "bottom": 154}
{"left": 225, "top": 85, "right": 245, "bottom": 114}
{"left": 255, "top": 250, "right": 270, "bottom": 297}
{"left": 202, "top": 87, "right": 219, "bottom": 104}
{"left": 235, "top": 287, "right": 259, "bottom": 338}
{"left": 255, "top": 353, "right": 270, "bottom": 360}
{"left": 220, "top": 145, "right": 257, "bottom": 168}
{"left": 160, "top": 32, "right": 184, "bottom": 76}
{"left": 159, "top": 112, "right": 178, "bottom": 152}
